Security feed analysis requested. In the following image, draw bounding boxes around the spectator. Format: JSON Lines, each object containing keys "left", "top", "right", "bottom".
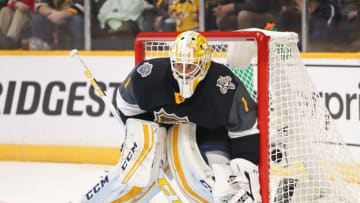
{"left": 212, "top": 0, "right": 281, "bottom": 31}
{"left": 204, "top": 0, "right": 219, "bottom": 30}
{"left": 169, "top": 0, "right": 199, "bottom": 32}
{"left": 29, "top": 0, "right": 84, "bottom": 50}
{"left": 275, "top": 1, "right": 302, "bottom": 33}
{"left": 340, "top": 0, "right": 359, "bottom": 22}
{"left": 0, "top": 0, "right": 34, "bottom": 49}
{"left": 275, "top": 0, "right": 356, "bottom": 51}
{"left": 338, "top": 0, "right": 359, "bottom": 47}
{"left": 97, "top": 0, "right": 152, "bottom": 34}
{"left": 276, "top": 0, "right": 341, "bottom": 41}
{"left": 309, "top": 0, "right": 341, "bottom": 40}
{"left": 141, "top": 0, "right": 176, "bottom": 31}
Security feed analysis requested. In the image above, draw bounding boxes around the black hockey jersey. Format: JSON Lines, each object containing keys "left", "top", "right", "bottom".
{"left": 117, "top": 57, "right": 257, "bottom": 134}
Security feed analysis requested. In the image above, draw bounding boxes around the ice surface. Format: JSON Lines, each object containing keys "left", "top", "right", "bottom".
{"left": 0, "top": 161, "right": 168, "bottom": 203}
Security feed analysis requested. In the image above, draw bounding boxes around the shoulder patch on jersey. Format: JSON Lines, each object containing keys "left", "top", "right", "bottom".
{"left": 216, "top": 75, "right": 235, "bottom": 94}
{"left": 137, "top": 62, "right": 153, "bottom": 77}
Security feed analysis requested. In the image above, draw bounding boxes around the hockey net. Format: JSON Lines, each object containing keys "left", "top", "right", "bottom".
{"left": 134, "top": 29, "right": 360, "bottom": 203}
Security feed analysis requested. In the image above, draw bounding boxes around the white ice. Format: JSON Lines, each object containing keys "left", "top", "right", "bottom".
{"left": 0, "top": 161, "right": 168, "bottom": 203}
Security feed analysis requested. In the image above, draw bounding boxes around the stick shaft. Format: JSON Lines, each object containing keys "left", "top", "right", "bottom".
{"left": 73, "top": 53, "right": 124, "bottom": 129}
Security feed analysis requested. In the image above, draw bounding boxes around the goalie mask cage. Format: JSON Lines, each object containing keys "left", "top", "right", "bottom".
{"left": 134, "top": 30, "right": 360, "bottom": 203}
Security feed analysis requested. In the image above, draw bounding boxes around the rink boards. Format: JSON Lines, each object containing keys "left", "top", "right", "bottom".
{"left": 0, "top": 51, "right": 359, "bottom": 165}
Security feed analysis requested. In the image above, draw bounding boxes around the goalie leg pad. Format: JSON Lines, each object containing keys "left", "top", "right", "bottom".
{"left": 81, "top": 118, "right": 167, "bottom": 203}
{"left": 119, "top": 118, "right": 167, "bottom": 187}
{"left": 81, "top": 162, "right": 149, "bottom": 203}
{"left": 167, "top": 123, "right": 215, "bottom": 202}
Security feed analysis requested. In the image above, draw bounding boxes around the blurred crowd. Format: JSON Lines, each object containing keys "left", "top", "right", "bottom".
{"left": 0, "top": 0, "right": 359, "bottom": 51}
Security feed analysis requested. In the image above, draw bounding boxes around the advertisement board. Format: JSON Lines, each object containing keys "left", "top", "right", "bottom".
{"left": 0, "top": 52, "right": 359, "bottom": 163}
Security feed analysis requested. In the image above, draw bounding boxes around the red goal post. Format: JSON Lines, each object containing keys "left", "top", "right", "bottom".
{"left": 134, "top": 30, "right": 359, "bottom": 203}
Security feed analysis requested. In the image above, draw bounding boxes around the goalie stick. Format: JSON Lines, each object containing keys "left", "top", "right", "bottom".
{"left": 69, "top": 49, "right": 124, "bottom": 128}
{"left": 69, "top": 49, "right": 185, "bottom": 203}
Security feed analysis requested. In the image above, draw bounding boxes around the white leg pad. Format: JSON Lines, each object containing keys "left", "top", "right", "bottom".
{"left": 119, "top": 118, "right": 167, "bottom": 187}
{"left": 81, "top": 118, "right": 167, "bottom": 203}
{"left": 167, "top": 123, "right": 214, "bottom": 202}
{"left": 81, "top": 162, "right": 144, "bottom": 203}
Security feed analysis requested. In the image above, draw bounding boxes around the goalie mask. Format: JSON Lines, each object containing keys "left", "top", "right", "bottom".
{"left": 169, "top": 31, "right": 211, "bottom": 98}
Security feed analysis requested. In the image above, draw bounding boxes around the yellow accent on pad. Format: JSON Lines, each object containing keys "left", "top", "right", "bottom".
{"left": 111, "top": 187, "right": 143, "bottom": 203}
{"left": 241, "top": 96, "right": 249, "bottom": 112}
{"left": 122, "top": 124, "right": 155, "bottom": 183}
{"left": 157, "top": 177, "right": 182, "bottom": 202}
{"left": 132, "top": 182, "right": 156, "bottom": 202}
{"left": 171, "top": 125, "right": 209, "bottom": 202}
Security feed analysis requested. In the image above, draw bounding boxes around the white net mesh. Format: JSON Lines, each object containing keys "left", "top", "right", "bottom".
{"left": 135, "top": 30, "right": 360, "bottom": 203}
{"left": 267, "top": 31, "right": 360, "bottom": 203}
